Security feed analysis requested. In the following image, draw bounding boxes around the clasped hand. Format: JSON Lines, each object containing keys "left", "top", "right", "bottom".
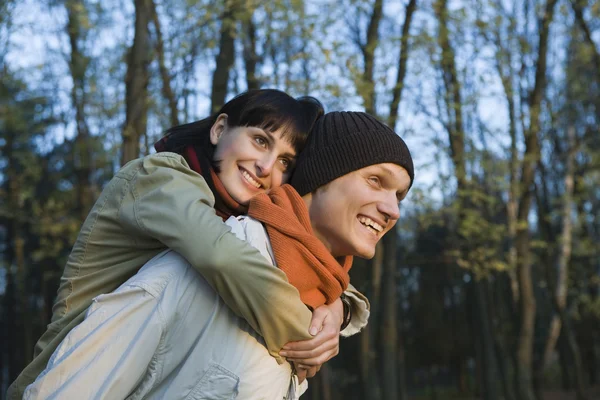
{"left": 279, "top": 298, "right": 344, "bottom": 383}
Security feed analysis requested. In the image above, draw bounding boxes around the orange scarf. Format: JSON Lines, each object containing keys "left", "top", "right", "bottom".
{"left": 248, "top": 185, "right": 352, "bottom": 309}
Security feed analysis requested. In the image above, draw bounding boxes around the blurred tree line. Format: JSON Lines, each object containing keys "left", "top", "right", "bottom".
{"left": 1, "top": 0, "right": 599, "bottom": 399}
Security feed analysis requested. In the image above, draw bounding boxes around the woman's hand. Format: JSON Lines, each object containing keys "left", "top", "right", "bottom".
{"left": 279, "top": 298, "right": 344, "bottom": 370}
{"left": 293, "top": 362, "right": 321, "bottom": 383}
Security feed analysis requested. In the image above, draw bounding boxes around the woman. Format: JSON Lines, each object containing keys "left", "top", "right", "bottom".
{"left": 8, "top": 90, "right": 368, "bottom": 399}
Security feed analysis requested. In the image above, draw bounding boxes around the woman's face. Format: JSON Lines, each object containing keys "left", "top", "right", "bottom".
{"left": 211, "top": 114, "right": 297, "bottom": 205}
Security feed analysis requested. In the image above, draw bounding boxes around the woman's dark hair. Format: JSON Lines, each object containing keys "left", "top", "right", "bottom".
{"left": 157, "top": 89, "right": 324, "bottom": 161}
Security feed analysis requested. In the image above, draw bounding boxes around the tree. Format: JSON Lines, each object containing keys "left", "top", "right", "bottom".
{"left": 150, "top": 0, "right": 178, "bottom": 127}
{"left": 66, "top": 0, "right": 94, "bottom": 221}
{"left": 513, "top": 1, "right": 558, "bottom": 399}
{"left": 210, "top": 0, "right": 238, "bottom": 112}
{"left": 0, "top": 70, "right": 55, "bottom": 386}
{"left": 122, "top": 0, "right": 151, "bottom": 165}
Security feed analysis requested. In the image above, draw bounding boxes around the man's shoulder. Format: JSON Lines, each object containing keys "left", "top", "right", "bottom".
{"left": 122, "top": 250, "right": 195, "bottom": 299}
{"left": 225, "top": 216, "right": 275, "bottom": 265}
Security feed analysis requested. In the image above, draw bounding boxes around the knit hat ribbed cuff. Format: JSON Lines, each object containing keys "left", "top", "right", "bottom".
{"left": 291, "top": 115, "right": 414, "bottom": 196}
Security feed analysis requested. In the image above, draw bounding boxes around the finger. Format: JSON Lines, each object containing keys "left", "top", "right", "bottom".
{"left": 281, "top": 339, "right": 337, "bottom": 360}
{"left": 306, "top": 366, "right": 319, "bottom": 378}
{"left": 282, "top": 325, "right": 338, "bottom": 352}
{"left": 308, "top": 306, "right": 329, "bottom": 336}
{"left": 282, "top": 339, "right": 338, "bottom": 360}
{"left": 296, "top": 364, "right": 318, "bottom": 378}
{"left": 295, "top": 368, "right": 307, "bottom": 384}
{"left": 287, "top": 345, "right": 340, "bottom": 366}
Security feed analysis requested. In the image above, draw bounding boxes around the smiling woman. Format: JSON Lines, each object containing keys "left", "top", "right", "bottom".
{"left": 209, "top": 114, "right": 298, "bottom": 204}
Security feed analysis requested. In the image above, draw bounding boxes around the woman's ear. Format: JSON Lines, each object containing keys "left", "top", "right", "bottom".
{"left": 210, "top": 114, "right": 228, "bottom": 145}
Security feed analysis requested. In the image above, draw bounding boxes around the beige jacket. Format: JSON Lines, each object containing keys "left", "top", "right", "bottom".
{"left": 8, "top": 152, "right": 368, "bottom": 399}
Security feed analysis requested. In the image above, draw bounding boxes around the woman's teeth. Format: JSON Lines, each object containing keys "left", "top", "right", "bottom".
{"left": 242, "top": 170, "right": 261, "bottom": 188}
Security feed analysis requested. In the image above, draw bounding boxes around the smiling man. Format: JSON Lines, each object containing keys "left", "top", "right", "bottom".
{"left": 24, "top": 111, "right": 413, "bottom": 400}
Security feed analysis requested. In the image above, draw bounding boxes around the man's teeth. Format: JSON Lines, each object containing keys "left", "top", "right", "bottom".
{"left": 242, "top": 170, "right": 261, "bottom": 188}
{"left": 358, "top": 216, "right": 383, "bottom": 234}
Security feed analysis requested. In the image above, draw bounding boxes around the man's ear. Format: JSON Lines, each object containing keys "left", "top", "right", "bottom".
{"left": 301, "top": 192, "right": 313, "bottom": 212}
{"left": 210, "top": 114, "right": 228, "bottom": 145}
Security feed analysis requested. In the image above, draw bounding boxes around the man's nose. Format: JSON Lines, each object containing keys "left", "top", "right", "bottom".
{"left": 378, "top": 193, "right": 400, "bottom": 221}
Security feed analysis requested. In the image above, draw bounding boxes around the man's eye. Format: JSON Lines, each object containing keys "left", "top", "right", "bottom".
{"left": 368, "top": 176, "right": 381, "bottom": 186}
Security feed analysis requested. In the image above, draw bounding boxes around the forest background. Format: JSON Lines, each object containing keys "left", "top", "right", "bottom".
{"left": 1, "top": 0, "right": 599, "bottom": 399}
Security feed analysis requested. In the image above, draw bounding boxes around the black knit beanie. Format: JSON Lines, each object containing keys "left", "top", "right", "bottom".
{"left": 290, "top": 111, "right": 414, "bottom": 196}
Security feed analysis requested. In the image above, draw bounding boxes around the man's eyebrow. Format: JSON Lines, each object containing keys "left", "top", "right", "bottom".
{"left": 376, "top": 165, "right": 409, "bottom": 198}
{"left": 377, "top": 165, "right": 397, "bottom": 178}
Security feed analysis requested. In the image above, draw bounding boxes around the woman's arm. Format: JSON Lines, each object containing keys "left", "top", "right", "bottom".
{"left": 229, "top": 215, "right": 370, "bottom": 370}
{"left": 120, "top": 153, "right": 313, "bottom": 361}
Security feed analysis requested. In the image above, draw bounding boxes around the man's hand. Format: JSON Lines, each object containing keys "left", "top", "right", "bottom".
{"left": 279, "top": 298, "right": 344, "bottom": 368}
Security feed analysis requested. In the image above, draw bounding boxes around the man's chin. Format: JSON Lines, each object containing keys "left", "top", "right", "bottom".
{"left": 354, "top": 246, "right": 376, "bottom": 260}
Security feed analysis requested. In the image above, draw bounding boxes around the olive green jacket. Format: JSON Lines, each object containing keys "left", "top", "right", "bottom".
{"left": 8, "top": 153, "right": 368, "bottom": 399}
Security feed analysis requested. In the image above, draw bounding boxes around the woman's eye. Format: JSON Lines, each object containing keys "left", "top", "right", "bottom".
{"left": 279, "top": 158, "right": 290, "bottom": 169}
{"left": 255, "top": 136, "right": 268, "bottom": 147}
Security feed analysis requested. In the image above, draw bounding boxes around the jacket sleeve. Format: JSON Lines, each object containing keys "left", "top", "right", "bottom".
{"left": 341, "top": 283, "right": 370, "bottom": 337}
{"left": 23, "top": 287, "right": 163, "bottom": 400}
{"left": 120, "top": 153, "right": 313, "bottom": 361}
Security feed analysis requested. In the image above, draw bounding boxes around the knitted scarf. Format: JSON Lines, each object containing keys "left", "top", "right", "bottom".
{"left": 248, "top": 184, "right": 352, "bottom": 309}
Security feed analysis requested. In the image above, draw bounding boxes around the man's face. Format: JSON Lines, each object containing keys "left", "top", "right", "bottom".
{"left": 306, "top": 163, "right": 411, "bottom": 259}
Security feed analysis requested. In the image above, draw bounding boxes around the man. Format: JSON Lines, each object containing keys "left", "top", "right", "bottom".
{"left": 24, "top": 111, "right": 414, "bottom": 399}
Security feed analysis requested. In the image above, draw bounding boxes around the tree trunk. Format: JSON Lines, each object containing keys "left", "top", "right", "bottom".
{"left": 381, "top": 231, "right": 398, "bottom": 400}
{"left": 434, "top": 0, "right": 466, "bottom": 187}
{"left": 360, "top": 0, "right": 383, "bottom": 115}
{"left": 361, "top": 243, "right": 383, "bottom": 400}
{"left": 241, "top": 8, "right": 259, "bottom": 91}
{"left": 554, "top": 127, "right": 586, "bottom": 399}
{"left": 571, "top": 0, "right": 600, "bottom": 84}
{"left": 388, "top": 0, "right": 416, "bottom": 129}
{"left": 320, "top": 364, "right": 333, "bottom": 400}
{"left": 472, "top": 278, "right": 501, "bottom": 400}
{"left": 210, "top": 0, "right": 238, "bottom": 113}
{"left": 3, "top": 131, "right": 31, "bottom": 380}
{"left": 149, "top": 0, "right": 178, "bottom": 127}
{"left": 558, "top": 331, "right": 573, "bottom": 390}
{"left": 514, "top": 231, "right": 536, "bottom": 400}
{"left": 66, "top": 0, "right": 93, "bottom": 220}
{"left": 515, "top": 1, "right": 558, "bottom": 399}
{"left": 383, "top": 1, "right": 417, "bottom": 395}
{"left": 4, "top": 272, "right": 18, "bottom": 383}
{"left": 123, "top": 0, "right": 151, "bottom": 165}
